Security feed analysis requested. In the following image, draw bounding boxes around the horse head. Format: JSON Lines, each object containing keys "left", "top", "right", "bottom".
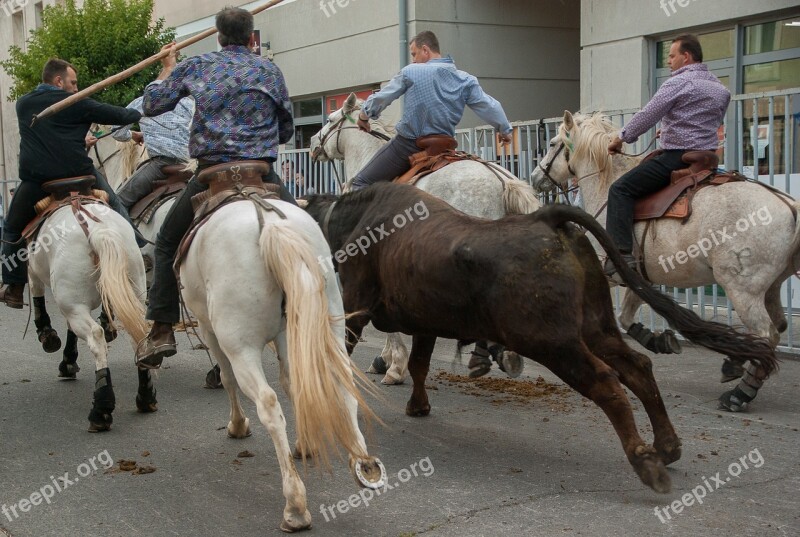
{"left": 530, "top": 111, "right": 614, "bottom": 194}
{"left": 310, "top": 93, "right": 363, "bottom": 162}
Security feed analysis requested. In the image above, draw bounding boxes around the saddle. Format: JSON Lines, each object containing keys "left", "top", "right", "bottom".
{"left": 129, "top": 163, "right": 193, "bottom": 224}
{"left": 633, "top": 150, "right": 745, "bottom": 221}
{"left": 174, "top": 160, "right": 284, "bottom": 274}
{"left": 22, "top": 176, "right": 109, "bottom": 242}
{"left": 394, "top": 135, "right": 463, "bottom": 186}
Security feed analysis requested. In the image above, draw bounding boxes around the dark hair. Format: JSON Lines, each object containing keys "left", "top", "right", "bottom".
{"left": 42, "top": 58, "right": 76, "bottom": 84}
{"left": 673, "top": 34, "right": 703, "bottom": 63}
{"left": 216, "top": 6, "right": 254, "bottom": 47}
{"left": 410, "top": 31, "right": 440, "bottom": 53}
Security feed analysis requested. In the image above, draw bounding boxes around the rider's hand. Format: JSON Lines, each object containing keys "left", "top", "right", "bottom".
{"left": 498, "top": 132, "right": 513, "bottom": 146}
{"left": 156, "top": 42, "right": 178, "bottom": 80}
{"left": 656, "top": 129, "right": 662, "bottom": 139}
{"left": 357, "top": 112, "right": 371, "bottom": 133}
{"left": 131, "top": 131, "right": 144, "bottom": 145}
{"left": 608, "top": 136, "right": 624, "bottom": 155}
{"left": 85, "top": 134, "right": 98, "bottom": 149}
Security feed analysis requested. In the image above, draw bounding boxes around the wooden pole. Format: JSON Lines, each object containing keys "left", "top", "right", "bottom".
{"left": 31, "top": 0, "right": 286, "bottom": 126}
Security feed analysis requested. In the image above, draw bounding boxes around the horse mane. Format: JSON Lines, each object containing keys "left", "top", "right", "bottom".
{"left": 351, "top": 100, "right": 396, "bottom": 137}
{"left": 561, "top": 113, "right": 617, "bottom": 189}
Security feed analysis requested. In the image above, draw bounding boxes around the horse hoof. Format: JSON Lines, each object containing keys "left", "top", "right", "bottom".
{"left": 227, "top": 419, "right": 251, "bottom": 439}
{"left": 720, "top": 359, "right": 744, "bottom": 383}
{"left": 39, "top": 329, "right": 62, "bottom": 353}
{"left": 367, "top": 356, "right": 388, "bottom": 375}
{"left": 499, "top": 351, "right": 524, "bottom": 378}
{"left": 204, "top": 365, "right": 223, "bottom": 389}
{"left": 405, "top": 402, "right": 431, "bottom": 417}
{"left": 381, "top": 372, "right": 404, "bottom": 385}
{"left": 634, "top": 445, "right": 671, "bottom": 493}
{"left": 103, "top": 327, "right": 118, "bottom": 343}
{"left": 353, "top": 457, "right": 387, "bottom": 489}
{"left": 135, "top": 392, "right": 158, "bottom": 413}
{"left": 657, "top": 330, "right": 682, "bottom": 354}
{"left": 718, "top": 389, "right": 747, "bottom": 412}
{"left": 87, "top": 421, "right": 112, "bottom": 433}
{"left": 58, "top": 361, "right": 80, "bottom": 379}
{"left": 279, "top": 511, "right": 312, "bottom": 533}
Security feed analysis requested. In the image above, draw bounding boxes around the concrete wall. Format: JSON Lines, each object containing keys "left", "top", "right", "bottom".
{"left": 581, "top": 0, "right": 800, "bottom": 111}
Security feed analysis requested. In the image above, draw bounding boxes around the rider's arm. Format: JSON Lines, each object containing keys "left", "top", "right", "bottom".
{"left": 270, "top": 67, "right": 295, "bottom": 146}
{"left": 620, "top": 78, "right": 681, "bottom": 144}
{"left": 77, "top": 97, "right": 142, "bottom": 128}
{"left": 361, "top": 71, "right": 410, "bottom": 120}
{"left": 464, "top": 78, "right": 513, "bottom": 135}
{"left": 112, "top": 97, "right": 144, "bottom": 142}
{"left": 142, "top": 59, "right": 195, "bottom": 117}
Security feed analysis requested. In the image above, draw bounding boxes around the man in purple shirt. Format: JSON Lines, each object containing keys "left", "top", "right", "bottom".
{"left": 604, "top": 34, "right": 730, "bottom": 278}
{"left": 135, "top": 7, "right": 295, "bottom": 369}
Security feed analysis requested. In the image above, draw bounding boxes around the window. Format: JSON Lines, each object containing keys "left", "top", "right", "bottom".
{"left": 34, "top": 2, "right": 43, "bottom": 29}
{"left": 12, "top": 10, "right": 25, "bottom": 48}
{"left": 293, "top": 99, "right": 323, "bottom": 118}
{"left": 745, "top": 17, "right": 800, "bottom": 54}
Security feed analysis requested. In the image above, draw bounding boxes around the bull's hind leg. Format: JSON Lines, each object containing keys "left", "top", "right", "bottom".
{"left": 587, "top": 334, "right": 681, "bottom": 465}
{"left": 406, "top": 336, "right": 437, "bottom": 417}
{"left": 535, "top": 343, "right": 670, "bottom": 493}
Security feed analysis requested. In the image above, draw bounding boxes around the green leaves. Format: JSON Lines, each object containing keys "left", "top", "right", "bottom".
{"left": 0, "top": 0, "right": 175, "bottom": 106}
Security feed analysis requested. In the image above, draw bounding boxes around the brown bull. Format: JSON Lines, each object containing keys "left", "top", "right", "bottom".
{"left": 304, "top": 183, "right": 777, "bottom": 493}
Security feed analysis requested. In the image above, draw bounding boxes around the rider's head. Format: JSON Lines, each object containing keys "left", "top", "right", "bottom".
{"left": 216, "top": 7, "right": 256, "bottom": 49}
{"left": 668, "top": 34, "right": 702, "bottom": 72}
{"left": 42, "top": 58, "right": 78, "bottom": 93}
{"left": 409, "top": 31, "right": 442, "bottom": 64}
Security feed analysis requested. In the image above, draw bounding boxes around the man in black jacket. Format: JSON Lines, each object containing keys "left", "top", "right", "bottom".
{"left": 0, "top": 59, "right": 142, "bottom": 308}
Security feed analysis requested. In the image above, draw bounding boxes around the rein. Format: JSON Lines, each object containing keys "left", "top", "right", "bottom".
{"left": 321, "top": 201, "right": 337, "bottom": 243}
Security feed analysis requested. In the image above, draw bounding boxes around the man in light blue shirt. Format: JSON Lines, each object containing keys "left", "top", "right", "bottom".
{"left": 353, "top": 31, "right": 513, "bottom": 190}
{"left": 113, "top": 94, "right": 193, "bottom": 210}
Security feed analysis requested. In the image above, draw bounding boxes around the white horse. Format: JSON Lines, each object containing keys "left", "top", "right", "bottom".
{"left": 27, "top": 198, "right": 151, "bottom": 431}
{"left": 530, "top": 111, "right": 800, "bottom": 411}
{"left": 179, "top": 195, "right": 386, "bottom": 532}
{"left": 310, "top": 93, "right": 541, "bottom": 384}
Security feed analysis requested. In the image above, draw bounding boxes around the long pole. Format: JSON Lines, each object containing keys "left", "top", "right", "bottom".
{"left": 31, "top": 0, "right": 286, "bottom": 126}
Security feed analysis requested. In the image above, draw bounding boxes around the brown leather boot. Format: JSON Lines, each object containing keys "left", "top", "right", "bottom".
{"left": 135, "top": 321, "right": 176, "bottom": 369}
{"left": 0, "top": 283, "right": 24, "bottom": 309}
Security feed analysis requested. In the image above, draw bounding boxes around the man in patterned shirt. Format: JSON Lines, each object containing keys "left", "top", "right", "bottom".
{"left": 352, "top": 30, "right": 513, "bottom": 190}
{"left": 604, "top": 34, "right": 730, "bottom": 279}
{"left": 135, "top": 6, "right": 295, "bottom": 368}
{"left": 112, "top": 93, "right": 194, "bottom": 210}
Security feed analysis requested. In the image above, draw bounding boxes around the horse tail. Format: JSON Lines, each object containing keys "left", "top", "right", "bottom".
{"left": 88, "top": 224, "right": 148, "bottom": 346}
{"left": 499, "top": 174, "right": 541, "bottom": 215}
{"left": 532, "top": 204, "right": 779, "bottom": 376}
{"left": 260, "top": 218, "right": 375, "bottom": 468}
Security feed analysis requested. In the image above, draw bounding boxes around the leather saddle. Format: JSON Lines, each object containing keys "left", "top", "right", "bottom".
{"left": 130, "top": 164, "right": 194, "bottom": 224}
{"left": 23, "top": 175, "right": 109, "bottom": 242}
{"left": 174, "top": 160, "right": 284, "bottom": 275}
{"left": 633, "top": 150, "right": 743, "bottom": 221}
{"left": 394, "top": 135, "right": 465, "bottom": 186}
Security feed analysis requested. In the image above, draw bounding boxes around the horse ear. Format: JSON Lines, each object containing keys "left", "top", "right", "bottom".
{"left": 563, "top": 110, "right": 575, "bottom": 130}
{"left": 296, "top": 199, "right": 309, "bottom": 208}
{"left": 344, "top": 92, "right": 358, "bottom": 113}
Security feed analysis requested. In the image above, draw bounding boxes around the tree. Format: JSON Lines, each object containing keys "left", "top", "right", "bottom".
{"left": 1, "top": 0, "right": 175, "bottom": 107}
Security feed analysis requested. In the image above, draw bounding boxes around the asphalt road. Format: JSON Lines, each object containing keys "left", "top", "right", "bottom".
{"left": 0, "top": 305, "right": 798, "bottom": 537}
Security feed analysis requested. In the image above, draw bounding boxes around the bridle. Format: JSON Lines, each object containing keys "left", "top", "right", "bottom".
{"left": 313, "top": 112, "right": 392, "bottom": 172}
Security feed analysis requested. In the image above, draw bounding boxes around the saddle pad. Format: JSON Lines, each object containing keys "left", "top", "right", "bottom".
{"left": 130, "top": 181, "right": 187, "bottom": 223}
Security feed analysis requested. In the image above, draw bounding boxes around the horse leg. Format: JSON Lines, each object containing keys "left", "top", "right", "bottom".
{"left": 274, "top": 330, "right": 309, "bottom": 459}
{"left": 534, "top": 343, "right": 670, "bottom": 493}
{"left": 135, "top": 368, "right": 158, "bottom": 413}
{"left": 406, "top": 335, "right": 437, "bottom": 417}
{"left": 345, "top": 316, "right": 369, "bottom": 355}
{"left": 58, "top": 329, "right": 80, "bottom": 379}
{"left": 765, "top": 280, "right": 788, "bottom": 334}
{"left": 719, "top": 363, "right": 769, "bottom": 412}
{"left": 224, "top": 344, "right": 310, "bottom": 532}
{"left": 620, "top": 290, "right": 681, "bottom": 354}
{"left": 98, "top": 305, "right": 118, "bottom": 343}
{"left": 30, "top": 284, "right": 61, "bottom": 354}
{"left": 587, "top": 333, "right": 681, "bottom": 465}
{"left": 380, "top": 333, "right": 408, "bottom": 385}
{"left": 65, "top": 308, "right": 115, "bottom": 432}
{"left": 204, "top": 327, "right": 250, "bottom": 438}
